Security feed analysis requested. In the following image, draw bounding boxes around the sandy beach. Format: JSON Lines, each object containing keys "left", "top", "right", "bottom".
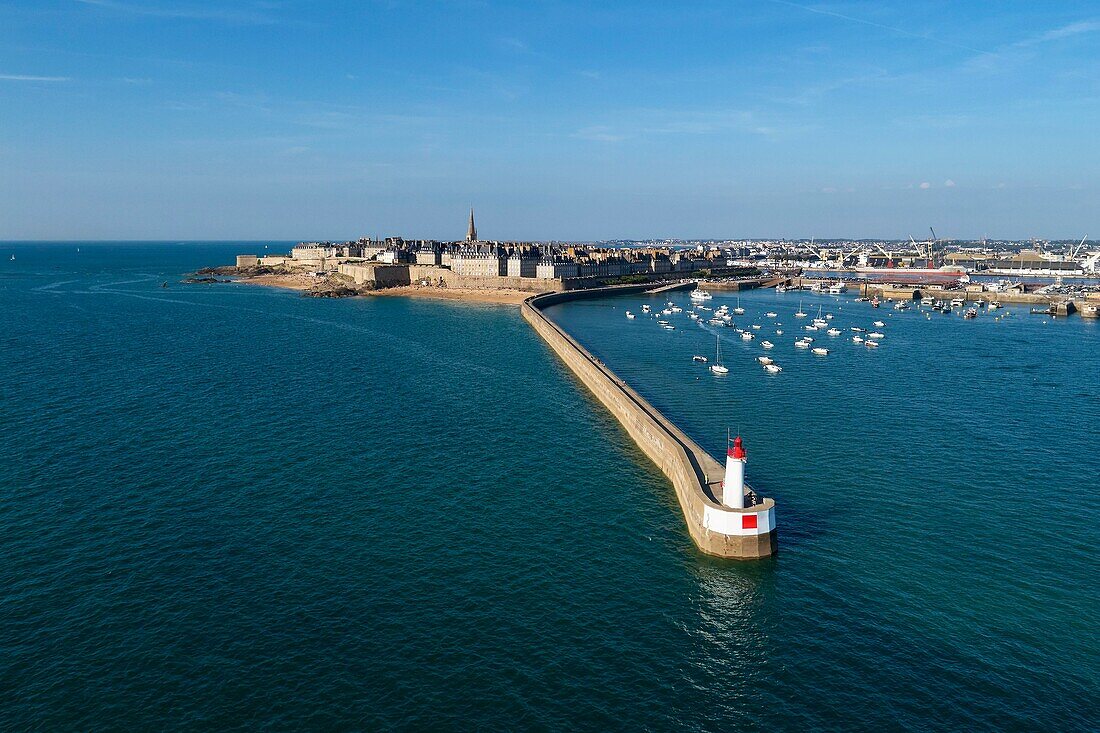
{"left": 237, "top": 275, "right": 533, "bottom": 304}
{"left": 238, "top": 273, "right": 317, "bottom": 291}
{"left": 365, "top": 285, "right": 532, "bottom": 305}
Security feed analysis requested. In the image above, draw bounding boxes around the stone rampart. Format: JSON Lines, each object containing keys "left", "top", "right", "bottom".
{"left": 522, "top": 284, "right": 777, "bottom": 559}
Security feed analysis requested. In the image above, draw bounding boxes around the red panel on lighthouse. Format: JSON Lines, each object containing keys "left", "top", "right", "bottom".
{"left": 742, "top": 514, "right": 758, "bottom": 529}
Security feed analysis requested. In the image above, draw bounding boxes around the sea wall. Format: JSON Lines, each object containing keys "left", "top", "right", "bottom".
{"left": 522, "top": 284, "right": 777, "bottom": 559}
{"left": 338, "top": 263, "right": 565, "bottom": 293}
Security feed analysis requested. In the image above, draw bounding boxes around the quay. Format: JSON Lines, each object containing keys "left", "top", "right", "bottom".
{"left": 522, "top": 282, "right": 777, "bottom": 560}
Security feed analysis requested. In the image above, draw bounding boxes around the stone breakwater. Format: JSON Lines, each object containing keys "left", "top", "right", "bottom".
{"left": 522, "top": 284, "right": 777, "bottom": 559}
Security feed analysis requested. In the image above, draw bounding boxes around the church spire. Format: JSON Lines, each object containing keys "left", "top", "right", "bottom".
{"left": 466, "top": 208, "right": 477, "bottom": 242}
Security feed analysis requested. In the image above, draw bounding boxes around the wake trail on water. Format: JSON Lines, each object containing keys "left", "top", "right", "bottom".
{"left": 54, "top": 284, "right": 499, "bottom": 377}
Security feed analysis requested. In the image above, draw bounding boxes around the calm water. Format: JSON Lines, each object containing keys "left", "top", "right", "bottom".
{"left": 1, "top": 243, "right": 1097, "bottom": 731}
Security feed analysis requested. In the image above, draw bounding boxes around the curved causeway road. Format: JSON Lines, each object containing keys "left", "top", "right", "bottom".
{"left": 522, "top": 283, "right": 777, "bottom": 559}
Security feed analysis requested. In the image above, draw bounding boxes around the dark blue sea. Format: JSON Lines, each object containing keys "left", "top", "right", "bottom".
{"left": 1, "top": 242, "right": 1097, "bottom": 731}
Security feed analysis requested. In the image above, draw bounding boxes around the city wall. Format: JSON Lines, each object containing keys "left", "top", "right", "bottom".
{"left": 338, "top": 263, "right": 566, "bottom": 293}
{"left": 522, "top": 284, "right": 777, "bottom": 559}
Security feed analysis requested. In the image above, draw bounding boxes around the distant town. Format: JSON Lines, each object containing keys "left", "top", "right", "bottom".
{"left": 206, "top": 211, "right": 1099, "bottom": 310}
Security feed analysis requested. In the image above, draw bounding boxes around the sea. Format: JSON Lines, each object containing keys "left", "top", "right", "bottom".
{"left": 1, "top": 242, "right": 1097, "bottom": 731}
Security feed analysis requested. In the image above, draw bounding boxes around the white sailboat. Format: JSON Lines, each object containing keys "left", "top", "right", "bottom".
{"left": 733, "top": 297, "right": 745, "bottom": 315}
{"left": 794, "top": 300, "right": 807, "bottom": 318}
{"left": 709, "top": 335, "right": 729, "bottom": 374}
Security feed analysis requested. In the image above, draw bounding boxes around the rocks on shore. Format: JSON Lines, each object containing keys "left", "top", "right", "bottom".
{"left": 181, "top": 276, "right": 232, "bottom": 284}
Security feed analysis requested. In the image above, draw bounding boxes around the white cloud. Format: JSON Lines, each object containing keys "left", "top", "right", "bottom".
{"left": 1015, "top": 20, "right": 1100, "bottom": 47}
{"left": 572, "top": 126, "right": 625, "bottom": 143}
{"left": 0, "top": 74, "right": 70, "bottom": 82}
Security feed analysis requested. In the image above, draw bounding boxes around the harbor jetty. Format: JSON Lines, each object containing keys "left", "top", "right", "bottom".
{"left": 522, "top": 283, "right": 777, "bottom": 559}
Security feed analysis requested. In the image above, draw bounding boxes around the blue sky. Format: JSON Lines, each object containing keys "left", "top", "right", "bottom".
{"left": 1, "top": 1, "right": 1098, "bottom": 241}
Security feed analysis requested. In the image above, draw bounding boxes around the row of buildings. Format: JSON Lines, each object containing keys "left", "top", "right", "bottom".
{"left": 240, "top": 211, "right": 739, "bottom": 282}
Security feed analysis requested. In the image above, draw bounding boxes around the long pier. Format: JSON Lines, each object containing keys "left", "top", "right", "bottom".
{"left": 522, "top": 283, "right": 777, "bottom": 559}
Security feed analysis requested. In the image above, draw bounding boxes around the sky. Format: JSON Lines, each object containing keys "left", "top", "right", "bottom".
{"left": 1, "top": 1, "right": 1098, "bottom": 241}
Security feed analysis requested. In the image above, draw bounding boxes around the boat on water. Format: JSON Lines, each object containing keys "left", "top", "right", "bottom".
{"left": 670, "top": 306, "right": 683, "bottom": 313}
{"left": 709, "top": 336, "right": 729, "bottom": 374}
{"left": 894, "top": 301, "right": 910, "bottom": 311}
{"left": 851, "top": 326, "right": 865, "bottom": 332}
{"left": 805, "top": 324, "right": 819, "bottom": 331}
{"left": 751, "top": 324, "right": 761, "bottom": 330}
{"left": 950, "top": 298, "right": 965, "bottom": 308}
{"left": 988, "top": 302, "right": 1001, "bottom": 310}
{"left": 964, "top": 308, "right": 978, "bottom": 319}
{"left": 641, "top": 304, "right": 651, "bottom": 312}
{"left": 693, "top": 355, "right": 708, "bottom": 363}
{"left": 795, "top": 339, "right": 810, "bottom": 348}
{"left": 763, "top": 363, "right": 782, "bottom": 373}
{"left": 921, "top": 296, "right": 934, "bottom": 306}
{"left": 794, "top": 301, "right": 808, "bottom": 318}
{"left": 868, "top": 332, "right": 885, "bottom": 339}
{"left": 865, "top": 339, "right": 880, "bottom": 348}
{"left": 761, "top": 340, "right": 774, "bottom": 349}
{"left": 625, "top": 311, "right": 635, "bottom": 319}
{"left": 871, "top": 297, "right": 881, "bottom": 308}
{"left": 741, "top": 332, "right": 755, "bottom": 341}
{"left": 662, "top": 324, "right": 675, "bottom": 330}
{"left": 775, "top": 329, "right": 784, "bottom": 335}
{"left": 852, "top": 336, "right": 864, "bottom": 343}
{"left": 708, "top": 318, "right": 726, "bottom": 326}
{"left": 873, "top": 320, "right": 885, "bottom": 327}
{"left": 757, "top": 356, "right": 774, "bottom": 365}
{"left": 765, "top": 311, "right": 778, "bottom": 318}
{"left": 827, "top": 328, "right": 842, "bottom": 336}
{"left": 690, "top": 290, "right": 713, "bottom": 301}
{"left": 812, "top": 347, "right": 829, "bottom": 355}
{"left": 828, "top": 282, "right": 847, "bottom": 294}
{"left": 801, "top": 336, "right": 815, "bottom": 342}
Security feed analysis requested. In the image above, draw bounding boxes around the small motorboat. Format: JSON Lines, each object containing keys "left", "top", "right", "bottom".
{"left": 642, "top": 305, "right": 651, "bottom": 312}
{"left": 801, "top": 336, "right": 815, "bottom": 342}
{"left": 661, "top": 324, "right": 675, "bottom": 330}
{"left": 690, "top": 290, "right": 713, "bottom": 301}
{"left": 751, "top": 324, "right": 761, "bottom": 330}
{"left": 692, "top": 355, "right": 708, "bottom": 363}
{"left": 757, "top": 356, "right": 774, "bottom": 365}
{"left": 765, "top": 312, "right": 778, "bottom": 318}
{"left": 804, "top": 324, "right": 819, "bottom": 331}
{"left": 812, "top": 347, "right": 829, "bottom": 355}
{"left": 865, "top": 340, "right": 880, "bottom": 348}
{"left": 851, "top": 326, "right": 865, "bottom": 332}
{"left": 775, "top": 330, "right": 783, "bottom": 335}
{"left": 852, "top": 336, "right": 864, "bottom": 344}
{"left": 964, "top": 308, "right": 978, "bottom": 319}
{"left": 763, "top": 363, "right": 782, "bottom": 373}
{"left": 795, "top": 339, "right": 810, "bottom": 348}
{"left": 873, "top": 320, "right": 885, "bottom": 327}
{"left": 827, "top": 328, "right": 842, "bottom": 336}
{"left": 741, "top": 332, "right": 755, "bottom": 340}
{"left": 761, "top": 340, "right": 774, "bottom": 349}
{"left": 988, "top": 302, "right": 1001, "bottom": 310}
{"left": 825, "top": 313, "right": 834, "bottom": 320}
{"left": 868, "top": 332, "right": 885, "bottom": 339}
{"left": 626, "top": 311, "right": 635, "bottom": 319}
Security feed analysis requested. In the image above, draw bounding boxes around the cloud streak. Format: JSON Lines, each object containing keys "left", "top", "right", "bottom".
{"left": 764, "top": 0, "right": 992, "bottom": 54}
{"left": 0, "top": 74, "right": 71, "bottom": 82}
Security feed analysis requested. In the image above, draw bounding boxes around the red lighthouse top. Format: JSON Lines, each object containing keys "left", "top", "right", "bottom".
{"left": 728, "top": 435, "right": 746, "bottom": 459}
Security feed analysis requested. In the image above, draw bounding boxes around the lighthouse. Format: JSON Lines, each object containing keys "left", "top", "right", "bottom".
{"left": 722, "top": 435, "right": 747, "bottom": 509}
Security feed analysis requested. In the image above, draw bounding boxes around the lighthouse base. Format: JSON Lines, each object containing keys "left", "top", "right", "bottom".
{"left": 701, "top": 528, "right": 778, "bottom": 559}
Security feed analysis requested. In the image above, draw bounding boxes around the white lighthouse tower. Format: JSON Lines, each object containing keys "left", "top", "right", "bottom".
{"left": 722, "top": 435, "right": 747, "bottom": 509}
